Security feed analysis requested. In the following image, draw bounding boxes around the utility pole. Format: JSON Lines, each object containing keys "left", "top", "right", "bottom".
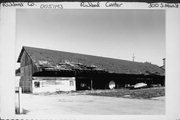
{"left": 133, "top": 53, "right": 135, "bottom": 62}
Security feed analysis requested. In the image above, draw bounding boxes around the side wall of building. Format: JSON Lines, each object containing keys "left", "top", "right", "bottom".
{"left": 32, "top": 77, "right": 76, "bottom": 93}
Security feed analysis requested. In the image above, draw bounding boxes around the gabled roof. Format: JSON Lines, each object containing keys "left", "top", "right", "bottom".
{"left": 17, "top": 46, "right": 164, "bottom": 76}
{"left": 15, "top": 67, "right": 20, "bottom": 76}
{"left": 160, "top": 65, "right": 165, "bottom": 70}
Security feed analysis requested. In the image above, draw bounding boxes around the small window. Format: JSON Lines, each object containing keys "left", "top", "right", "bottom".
{"left": 34, "top": 81, "right": 40, "bottom": 88}
{"left": 70, "top": 81, "right": 74, "bottom": 86}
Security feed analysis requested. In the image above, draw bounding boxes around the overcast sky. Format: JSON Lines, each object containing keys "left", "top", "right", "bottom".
{"left": 16, "top": 9, "right": 165, "bottom": 67}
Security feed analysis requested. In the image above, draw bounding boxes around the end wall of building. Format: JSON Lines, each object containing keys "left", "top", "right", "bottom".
{"left": 19, "top": 50, "right": 38, "bottom": 93}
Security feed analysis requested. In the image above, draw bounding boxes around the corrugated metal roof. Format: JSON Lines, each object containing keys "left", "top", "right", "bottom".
{"left": 17, "top": 46, "right": 164, "bottom": 76}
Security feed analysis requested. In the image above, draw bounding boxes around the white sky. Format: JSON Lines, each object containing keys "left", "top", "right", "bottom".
{"left": 16, "top": 9, "right": 165, "bottom": 67}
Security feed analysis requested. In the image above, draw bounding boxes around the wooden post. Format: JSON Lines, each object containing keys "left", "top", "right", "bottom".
{"left": 91, "top": 79, "right": 93, "bottom": 90}
{"left": 18, "top": 87, "right": 22, "bottom": 114}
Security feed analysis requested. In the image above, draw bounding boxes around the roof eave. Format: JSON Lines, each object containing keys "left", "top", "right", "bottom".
{"left": 17, "top": 46, "right": 25, "bottom": 63}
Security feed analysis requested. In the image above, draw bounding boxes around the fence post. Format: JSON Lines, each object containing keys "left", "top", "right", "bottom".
{"left": 18, "top": 87, "right": 22, "bottom": 114}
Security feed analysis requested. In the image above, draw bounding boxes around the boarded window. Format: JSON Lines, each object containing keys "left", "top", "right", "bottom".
{"left": 70, "top": 81, "right": 74, "bottom": 86}
{"left": 46, "top": 80, "right": 56, "bottom": 85}
{"left": 41, "top": 81, "right": 47, "bottom": 87}
{"left": 34, "top": 81, "right": 40, "bottom": 88}
{"left": 56, "top": 80, "right": 63, "bottom": 85}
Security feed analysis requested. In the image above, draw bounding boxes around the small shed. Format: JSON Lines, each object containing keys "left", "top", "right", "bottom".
{"left": 17, "top": 46, "right": 165, "bottom": 93}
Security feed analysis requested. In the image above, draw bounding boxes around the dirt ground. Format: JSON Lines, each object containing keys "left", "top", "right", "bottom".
{"left": 16, "top": 93, "right": 165, "bottom": 115}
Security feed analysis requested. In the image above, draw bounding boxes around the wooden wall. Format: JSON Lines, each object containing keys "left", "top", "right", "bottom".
{"left": 19, "top": 50, "right": 38, "bottom": 93}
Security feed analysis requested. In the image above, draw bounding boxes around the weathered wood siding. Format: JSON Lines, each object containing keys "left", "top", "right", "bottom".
{"left": 19, "top": 50, "right": 38, "bottom": 93}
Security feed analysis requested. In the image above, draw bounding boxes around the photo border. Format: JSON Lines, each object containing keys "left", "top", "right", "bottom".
{"left": 0, "top": 2, "right": 180, "bottom": 120}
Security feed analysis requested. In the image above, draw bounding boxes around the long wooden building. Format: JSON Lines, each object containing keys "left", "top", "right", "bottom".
{"left": 17, "top": 46, "right": 165, "bottom": 93}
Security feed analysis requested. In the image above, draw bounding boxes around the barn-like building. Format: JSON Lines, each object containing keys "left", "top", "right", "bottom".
{"left": 17, "top": 46, "right": 165, "bottom": 93}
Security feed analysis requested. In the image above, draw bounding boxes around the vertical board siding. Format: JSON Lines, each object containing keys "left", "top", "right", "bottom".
{"left": 20, "top": 50, "right": 37, "bottom": 93}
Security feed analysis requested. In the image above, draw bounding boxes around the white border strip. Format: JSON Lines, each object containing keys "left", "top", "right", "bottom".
{"left": 0, "top": 2, "right": 180, "bottom": 120}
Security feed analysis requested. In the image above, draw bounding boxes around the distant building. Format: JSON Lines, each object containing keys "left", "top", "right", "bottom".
{"left": 17, "top": 46, "right": 165, "bottom": 93}
{"left": 160, "top": 58, "right": 165, "bottom": 70}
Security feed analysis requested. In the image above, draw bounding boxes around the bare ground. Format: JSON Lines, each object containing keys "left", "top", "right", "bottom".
{"left": 16, "top": 92, "right": 165, "bottom": 115}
